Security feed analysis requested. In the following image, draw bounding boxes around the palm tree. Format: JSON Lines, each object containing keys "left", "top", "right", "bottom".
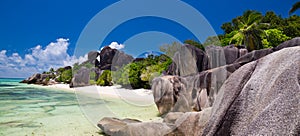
{"left": 289, "top": 1, "right": 300, "bottom": 15}
{"left": 229, "top": 10, "right": 265, "bottom": 51}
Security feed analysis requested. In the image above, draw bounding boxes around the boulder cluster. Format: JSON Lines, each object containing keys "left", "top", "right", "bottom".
{"left": 70, "top": 46, "right": 134, "bottom": 88}
{"left": 98, "top": 37, "right": 300, "bottom": 135}
{"left": 20, "top": 66, "right": 72, "bottom": 85}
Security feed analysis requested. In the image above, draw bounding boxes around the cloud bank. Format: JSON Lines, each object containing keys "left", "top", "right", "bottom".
{"left": 0, "top": 38, "right": 87, "bottom": 78}
{"left": 108, "top": 42, "right": 125, "bottom": 50}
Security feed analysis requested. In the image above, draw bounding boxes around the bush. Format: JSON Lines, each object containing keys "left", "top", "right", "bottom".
{"left": 113, "top": 54, "right": 172, "bottom": 89}
{"left": 97, "top": 70, "right": 112, "bottom": 86}
{"left": 61, "top": 69, "right": 72, "bottom": 84}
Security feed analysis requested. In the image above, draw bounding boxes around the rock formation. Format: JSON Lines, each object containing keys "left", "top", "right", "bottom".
{"left": 69, "top": 67, "right": 90, "bottom": 88}
{"left": 152, "top": 38, "right": 300, "bottom": 115}
{"left": 203, "top": 46, "right": 300, "bottom": 135}
{"left": 166, "top": 44, "right": 210, "bottom": 76}
{"left": 99, "top": 46, "right": 133, "bottom": 71}
{"left": 152, "top": 63, "right": 241, "bottom": 115}
{"left": 273, "top": 37, "right": 300, "bottom": 51}
{"left": 20, "top": 73, "right": 54, "bottom": 85}
{"left": 97, "top": 117, "right": 173, "bottom": 136}
{"left": 222, "top": 45, "right": 248, "bottom": 64}
{"left": 97, "top": 38, "right": 300, "bottom": 135}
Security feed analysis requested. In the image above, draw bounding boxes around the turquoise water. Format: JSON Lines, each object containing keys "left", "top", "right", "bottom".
{"left": 0, "top": 78, "right": 99, "bottom": 136}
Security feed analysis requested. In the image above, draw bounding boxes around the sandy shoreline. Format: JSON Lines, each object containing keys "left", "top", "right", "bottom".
{"left": 38, "top": 83, "right": 161, "bottom": 120}
{"left": 24, "top": 83, "right": 161, "bottom": 135}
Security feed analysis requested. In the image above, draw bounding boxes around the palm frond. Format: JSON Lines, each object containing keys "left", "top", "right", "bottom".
{"left": 289, "top": 1, "right": 300, "bottom": 15}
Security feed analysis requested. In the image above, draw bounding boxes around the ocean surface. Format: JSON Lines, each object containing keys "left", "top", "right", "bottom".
{"left": 0, "top": 78, "right": 99, "bottom": 136}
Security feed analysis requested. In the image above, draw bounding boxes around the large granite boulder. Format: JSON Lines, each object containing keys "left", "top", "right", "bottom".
{"left": 170, "top": 107, "right": 212, "bottom": 136}
{"left": 27, "top": 73, "right": 41, "bottom": 84}
{"left": 98, "top": 109, "right": 212, "bottom": 136}
{"left": 99, "top": 46, "right": 133, "bottom": 70}
{"left": 223, "top": 45, "right": 248, "bottom": 64}
{"left": 152, "top": 76, "right": 188, "bottom": 115}
{"left": 234, "top": 48, "right": 274, "bottom": 65}
{"left": 152, "top": 63, "right": 241, "bottom": 115}
{"left": 205, "top": 45, "right": 227, "bottom": 68}
{"left": 97, "top": 117, "right": 172, "bottom": 136}
{"left": 166, "top": 44, "right": 210, "bottom": 76}
{"left": 99, "top": 46, "right": 117, "bottom": 70}
{"left": 69, "top": 67, "right": 90, "bottom": 88}
{"left": 273, "top": 37, "right": 300, "bottom": 51}
{"left": 21, "top": 73, "right": 51, "bottom": 85}
{"left": 87, "top": 51, "right": 99, "bottom": 64}
{"left": 203, "top": 46, "right": 300, "bottom": 135}
{"left": 234, "top": 37, "right": 300, "bottom": 65}
{"left": 111, "top": 51, "right": 134, "bottom": 71}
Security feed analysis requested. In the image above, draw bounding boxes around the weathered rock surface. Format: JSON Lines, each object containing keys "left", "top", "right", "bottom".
{"left": 20, "top": 73, "right": 52, "bottom": 85}
{"left": 223, "top": 45, "right": 248, "bottom": 64}
{"left": 87, "top": 51, "right": 99, "bottom": 64}
{"left": 234, "top": 48, "right": 274, "bottom": 65}
{"left": 166, "top": 44, "right": 210, "bottom": 76}
{"left": 152, "top": 63, "right": 241, "bottom": 115}
{"left": 203, "top": 46, "right": 300, "bottom": 135}
{"left": 170, "top": 108, "right": 212, "bottom": 136}
{"left": 273, "top": 37, "right": 300, "bottom": 51}
{"left": 99, "top": 46, "right": 133, "bottom": 70}
{"left": 69, "top": 67, "right": 90, "bottom": 88}
{"left": 97, "top": 117, "right": 172, "bottom": 136}
{"left": 98, "top": 109, "right": 212, "bottom": 136}
{"left": 111, "top": 51, "right": 134, "bottom": 71}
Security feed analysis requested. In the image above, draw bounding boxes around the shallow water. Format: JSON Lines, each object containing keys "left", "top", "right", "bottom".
{"left": 0, "top": 78, "right": 99, "bottom": 136}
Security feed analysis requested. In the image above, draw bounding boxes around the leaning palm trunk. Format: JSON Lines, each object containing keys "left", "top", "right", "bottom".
{"left": 244, "top": 29, "right": 263, "bottom": 51}
{"left": 289, "top": 1, "right": 300, "bottom": 15}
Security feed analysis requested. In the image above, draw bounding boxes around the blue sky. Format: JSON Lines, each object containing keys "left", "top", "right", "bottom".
{"left": 0, "top": 0, "right": 298, "bottom": 78}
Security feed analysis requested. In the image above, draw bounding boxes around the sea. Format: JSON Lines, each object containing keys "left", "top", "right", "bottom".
{"left": 0, "top": 78, "right": 99, "bottom": 136}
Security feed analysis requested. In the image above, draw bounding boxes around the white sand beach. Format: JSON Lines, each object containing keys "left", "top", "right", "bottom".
{"left": 43, "top": 84, "right": 161, "bottom": 133}
{"left": 45, "top": 84, "right": 161, "bottom": 121}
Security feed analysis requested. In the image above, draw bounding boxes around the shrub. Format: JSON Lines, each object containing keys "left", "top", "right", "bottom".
{"left": 97, "top": 70, "right": 112, "bottom": 86}
{"left": 61, "top": 69, "right": 72, "bottom": 84}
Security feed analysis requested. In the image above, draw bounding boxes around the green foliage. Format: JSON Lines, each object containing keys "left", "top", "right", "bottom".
{"left": 140, "top": 65, "right": 162, "bottom": 83}
{"left": 203, "top": 36, "right": 222, "bottom": 46}
{"left": 89, "top": 80, "right": 96, "bottom": 85}
{"left": 113, "top": 55, "right": 172, "bottom": 89}
{"left": 97, "top": 70, "right": 112, "bottom": 86}
{"left": 61, "top": 69, "right": 72, "bottom": 84}
{"left": 221, "top": 22, "right": 234, "bottom": 34}
{"left": 219, "top": 10, "right": 300, "bottom": 50}
{"left": 228, "top": 10, "right": 264, "bottom": 51}
{"left": 262, "top": 29, "right": 291, "bottom": 48}
{"left": 45, "top": 76, "right": 50, "bottom": 82}
{"left": 184, "top": 39, "right": 205, "bottom": 50}
{"left": 159, "top": 42, "right": 182, "bottom": 58}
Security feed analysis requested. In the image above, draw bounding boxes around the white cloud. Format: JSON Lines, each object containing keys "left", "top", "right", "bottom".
{"left": 0, "top": 38, "right": 87, "bottom": 78}
{"left": 108, "top": 42, "right": 125, "bottom": 50}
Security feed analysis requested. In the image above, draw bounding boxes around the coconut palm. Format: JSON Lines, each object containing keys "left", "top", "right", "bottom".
{"left": 289, "top": 1, "right": 300, "bottom": 15}
{"left": 229, "top": 10, "right": 265, "bottom": 51}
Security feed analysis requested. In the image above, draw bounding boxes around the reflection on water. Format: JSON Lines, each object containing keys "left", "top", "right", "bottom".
{"left": 0, "top": 78, "right": 99, "bottom": 136}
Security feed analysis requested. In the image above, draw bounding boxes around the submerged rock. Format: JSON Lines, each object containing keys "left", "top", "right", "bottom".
{"left": 203, "top": 46, "right": 300, "bottom": 135}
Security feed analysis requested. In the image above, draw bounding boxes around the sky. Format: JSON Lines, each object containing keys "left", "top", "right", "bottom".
{"left": 0, "top": 0, "right": 298, "bottom": 78}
